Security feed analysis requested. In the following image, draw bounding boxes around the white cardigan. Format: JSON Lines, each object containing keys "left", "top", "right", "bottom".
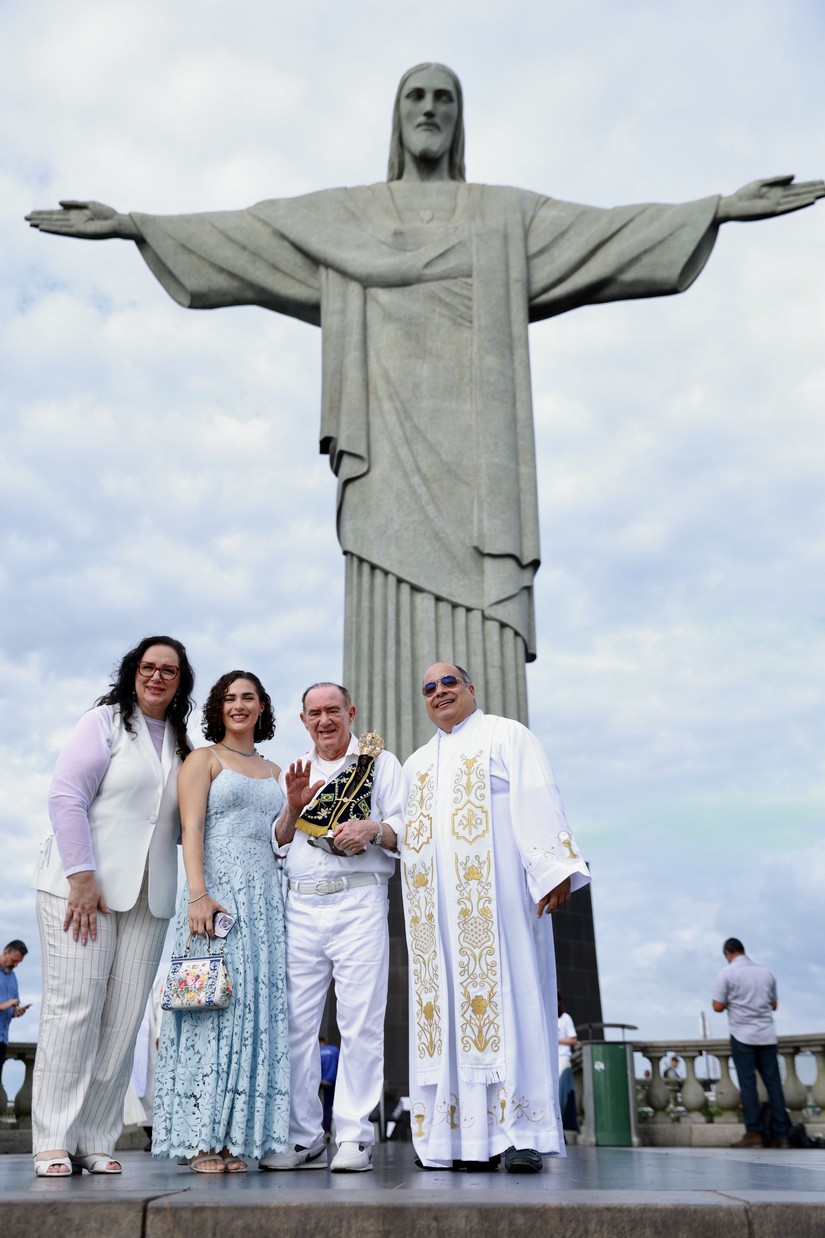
{"left": 34, "top": 705, "right": 182, "bottom": 918}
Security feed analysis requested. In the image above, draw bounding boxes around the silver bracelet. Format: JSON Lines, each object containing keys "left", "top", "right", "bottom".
{"left": 372, "top": 822, "right": 384, "bottom": 848}
{"left": 189, "top": 892, "right": 208, "bottom": 904}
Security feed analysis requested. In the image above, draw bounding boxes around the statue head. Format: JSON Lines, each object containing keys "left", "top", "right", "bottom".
{"left": 387, "top": 63, "right": 466, "bottom": 183}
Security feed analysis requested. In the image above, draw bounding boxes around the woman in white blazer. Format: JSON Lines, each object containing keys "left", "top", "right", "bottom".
{"left": 32, "top": 635, "right": 195, "bottom": 1177}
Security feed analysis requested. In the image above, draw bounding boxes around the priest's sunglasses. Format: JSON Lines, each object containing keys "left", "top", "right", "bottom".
{"left": 136, "top": 662, "right": 180, "bottom": 681}
{"left": 422, "top": 674, "right": 465, "bottom": 697}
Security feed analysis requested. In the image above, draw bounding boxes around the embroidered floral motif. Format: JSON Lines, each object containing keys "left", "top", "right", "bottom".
{"left": 455, "top": 852, "right": 501, "bottom": 1055}
{"left": 524, "top": 828, "right": 579, "bottom": 872}
{"left": 402, "top": 859, "right": 443, "bottom": 1062}
{"left": 510, "top": 1092, "right": 546, "bottom": 1123}
{"left": 488, "top": 1086, "right": 545, "bottom": 1126}
{"left": 404, "top": 766, "right": 434, "bottom": 853}
{"left": 403, "top": 721, "right": 506, "bottom": 1085}
{"left": 434, "top": 1092, "right": 474, "bottom": 1130}
{"left": 451, "top": 750, "right": 489, "bottom": 844}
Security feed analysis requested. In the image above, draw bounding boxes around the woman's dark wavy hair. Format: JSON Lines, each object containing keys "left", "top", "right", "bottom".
{"left": 387, "top": 62, "right": 465, "bottom": 183}
{"left": 201, "top": 671, "right": 276, "bottom": 744}
{"left": 96, "top": 635, "right": 195, "bottom": 759}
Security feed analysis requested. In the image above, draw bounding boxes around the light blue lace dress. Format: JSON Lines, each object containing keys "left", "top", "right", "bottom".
{"left": 153, "top": 766, "right": 289, "bottom": 1158}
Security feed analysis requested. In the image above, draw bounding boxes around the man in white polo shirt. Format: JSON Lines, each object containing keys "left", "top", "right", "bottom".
{"left": 712, "top": 937, "right": 791, "bottom": 1148}
{"left": 262, "top": 682, "right": 405, "bottom": 1173}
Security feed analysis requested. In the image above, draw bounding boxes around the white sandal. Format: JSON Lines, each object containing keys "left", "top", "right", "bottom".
{"left": 188, "top": 1152, "right": 226, "bottom": 1174}
{"left": 34, "top": 1156, "right": 73, "bottom": 1177}
{"left": 70, "top": 1153, "right": 122, "bottom": 1175}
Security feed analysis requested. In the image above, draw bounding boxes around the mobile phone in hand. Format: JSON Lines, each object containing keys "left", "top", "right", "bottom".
{"left": 213, "top": 912, "right": 236, "bottom": 938}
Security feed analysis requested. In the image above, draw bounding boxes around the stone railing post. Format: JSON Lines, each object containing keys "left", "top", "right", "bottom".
{"left": 646, "top": 1056, "right": 671, "bottom": 1122}
{"left": 14, "top": 1046, "right": 35, "bottom": 1125}
{"left": 808, "top": 1043, "right": 825, "bottom": 1111}
{"left": 678, "top": 1049, "right": 708, "bottom": 1122}
{"left": 779, "top": 1046, "right": 808, "bottom": 1119}
{"left": 713, "top": 1052, "right": 740, "bottom": 1123}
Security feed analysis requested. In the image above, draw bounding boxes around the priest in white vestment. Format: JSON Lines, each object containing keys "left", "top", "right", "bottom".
{"left": 401, "top": 662, "right": 590, "bottom": 1172}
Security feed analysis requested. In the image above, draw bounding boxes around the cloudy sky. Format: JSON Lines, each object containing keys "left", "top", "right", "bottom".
{"left": 2, "top": 0, "right": 823, "bottom": 1077}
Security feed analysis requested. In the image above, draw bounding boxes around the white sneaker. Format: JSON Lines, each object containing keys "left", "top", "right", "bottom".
{"left": 258, "top": 1139, "right": 327, "bottom": 1170}
{"left": 330, "top": 1141, "right": 373, "bottom": 1172}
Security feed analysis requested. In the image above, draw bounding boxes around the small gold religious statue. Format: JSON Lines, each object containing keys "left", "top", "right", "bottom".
{"left": 296, "top": 732, "right": 385, "bottom": 855}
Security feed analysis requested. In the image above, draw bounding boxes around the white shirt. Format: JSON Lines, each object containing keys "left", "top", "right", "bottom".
{"left": 276, "top": 733, "right": 405, "bottom": 882}
{"left": 558, "top": 1011, "right": 577, "bottom": 1066}
{"left": 712, "top": 954, "right": 778, "bottom": 1045}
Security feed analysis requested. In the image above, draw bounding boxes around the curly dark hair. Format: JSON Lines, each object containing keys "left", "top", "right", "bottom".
{"left": 201, "top": 671, "right": 276, "bottom": 744}
{"left": 96, "top": 635, "right": 195, "bottom": 759}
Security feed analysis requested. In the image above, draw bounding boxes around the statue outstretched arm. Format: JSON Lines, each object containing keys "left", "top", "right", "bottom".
{"left": 25, "top": 200, "right": 140, "bottom": 240}
{"left": 716, "top": 175, "right": 824, "bottom": 223}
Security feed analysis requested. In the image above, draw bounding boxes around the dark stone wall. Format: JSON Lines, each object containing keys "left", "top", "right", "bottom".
{"left": 552, "top": 879, "right": 603, "bottom": 1031}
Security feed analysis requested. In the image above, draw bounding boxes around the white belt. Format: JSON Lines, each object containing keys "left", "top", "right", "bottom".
{"left": 288, "top": 872, "right": 389, "bottom": 896}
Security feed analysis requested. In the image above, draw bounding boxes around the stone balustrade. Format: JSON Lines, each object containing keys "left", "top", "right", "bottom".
{"left": 5, "top": 1034, "right": 824, "bottom": 1150}
{"left": 0, "top": 1041, "right": 35, "bottom": 1129}
{"left": 606, "top": 1034, "right": 825, "bottom": 1146}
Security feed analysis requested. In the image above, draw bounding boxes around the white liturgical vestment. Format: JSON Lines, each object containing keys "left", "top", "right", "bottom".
{"left": 401, "top": 709, "right": 590, "bottom": 1165}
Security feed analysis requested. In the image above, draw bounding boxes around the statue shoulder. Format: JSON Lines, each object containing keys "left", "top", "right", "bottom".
{"left": 465, "top": 182, "right": 551, "bottom": 222}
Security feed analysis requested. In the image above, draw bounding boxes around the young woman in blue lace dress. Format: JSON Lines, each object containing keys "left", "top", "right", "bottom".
{"left": 153, "top": 671, "right": 289, "bottom": 1173}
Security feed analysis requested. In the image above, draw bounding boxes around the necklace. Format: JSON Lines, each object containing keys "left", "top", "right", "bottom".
{"left": 219, "top": 741, "right": 259, "bottom": 758}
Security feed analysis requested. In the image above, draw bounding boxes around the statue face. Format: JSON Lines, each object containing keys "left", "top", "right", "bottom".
{"left": 398, "top": 65, "right": 458, "bottom": 166}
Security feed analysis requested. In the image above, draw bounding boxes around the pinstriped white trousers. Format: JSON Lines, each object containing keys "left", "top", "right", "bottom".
{"left": 33, "top": 875, "right": 169, "bottom": 1155}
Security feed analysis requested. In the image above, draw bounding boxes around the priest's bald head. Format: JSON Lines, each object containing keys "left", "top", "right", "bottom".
{"left": 421, "top": 662, "right": 477, "bottom": 732}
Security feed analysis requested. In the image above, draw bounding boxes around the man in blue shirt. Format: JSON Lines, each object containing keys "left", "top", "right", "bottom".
{"left": 319, "top": 1036, "right": 340, "bottom": 1142}
{"left": 0, "top": 940, "right": 29, "bottom": 1082}
{"left": 712, "top": 937, "right": 790, "bottom": 1148}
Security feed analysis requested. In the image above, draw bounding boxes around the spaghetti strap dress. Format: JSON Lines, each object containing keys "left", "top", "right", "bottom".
{"left": 153, "top": 761, "right": 289, "bottom": 1159}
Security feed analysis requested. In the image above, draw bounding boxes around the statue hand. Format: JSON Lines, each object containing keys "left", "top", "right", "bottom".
{"left": 25, "top": 200, "right": 139, "bottom": 239}
{"left": 716, "top": 175, "right": 825, "bottom": 223}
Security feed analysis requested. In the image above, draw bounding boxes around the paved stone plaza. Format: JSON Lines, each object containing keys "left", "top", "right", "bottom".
{"left": 3, "top": 1142, "right": 824, "bottom": 1238}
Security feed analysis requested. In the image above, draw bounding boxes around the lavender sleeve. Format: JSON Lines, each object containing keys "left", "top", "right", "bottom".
{"left": 47, "top": 707, "right": 114, "bottom": 877}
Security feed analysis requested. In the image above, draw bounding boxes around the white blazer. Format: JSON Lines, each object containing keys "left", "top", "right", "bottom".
{"left": 35, "top": 706, "right": 182, "bottom": 918}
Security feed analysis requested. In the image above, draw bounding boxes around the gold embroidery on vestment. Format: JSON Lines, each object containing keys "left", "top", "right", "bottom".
{"left": 404, "top": 766, "right": 433, "bottom": 853}
{"left": 433, "top": 1092, "right": 474, "bottom": 1130}
{"left": 450, "top": 749, "right": 489, "bottom": 844}
{"left": 558, "top": 830, "right": 579, "bottom": 860}
{"left": 488, "top": 1086, "right": 546, "bottom": 1126}
{"left": 403, "top": 857, "right": 443, "bottom": 1062}
{"left": 455, "top": 851, "right": 501, "bottom": 1055}
{"left": 411, "top": 1101, "right": 428, "bottom": 1139}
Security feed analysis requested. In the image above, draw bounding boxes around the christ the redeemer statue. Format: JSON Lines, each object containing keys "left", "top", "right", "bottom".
{"left": 27, "top": 63, "right": 823, "bottom": 757}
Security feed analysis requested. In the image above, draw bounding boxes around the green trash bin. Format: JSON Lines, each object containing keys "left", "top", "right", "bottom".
{"left": 583, "top": 1042, "right": 635, "bottom": 1146}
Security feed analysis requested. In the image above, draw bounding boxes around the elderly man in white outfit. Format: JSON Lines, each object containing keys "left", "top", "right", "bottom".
{"left": 263, "top": 682, "right": 404, "bottom": 1173}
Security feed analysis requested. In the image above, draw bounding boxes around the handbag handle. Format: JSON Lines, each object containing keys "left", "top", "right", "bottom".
{"left": 182, "top": 934, "right": 225, "bottom": 958}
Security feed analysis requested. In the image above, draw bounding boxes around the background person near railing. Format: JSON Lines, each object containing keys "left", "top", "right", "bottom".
{"left": 0, "top": 941, "right": 29, "bottom": 1090}
{"left": 712, "top": 937, "right": 791, "bottom": 1148}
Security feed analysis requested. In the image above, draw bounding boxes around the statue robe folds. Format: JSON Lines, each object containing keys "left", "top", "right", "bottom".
{"left": 133, "top": 184, "right": 718, "bottom": 754}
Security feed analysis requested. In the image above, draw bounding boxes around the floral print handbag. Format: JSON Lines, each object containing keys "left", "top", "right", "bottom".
{"left": 161, "top": 935, "right": 233, "bottom": 1011}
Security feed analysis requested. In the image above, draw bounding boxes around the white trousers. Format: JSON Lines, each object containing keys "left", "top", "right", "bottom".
{"left": 33, "top": 876, "right": 169, "bottom": 1155}
{"left": 285, "top": 883, "right": 388, "bottom": 1147}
